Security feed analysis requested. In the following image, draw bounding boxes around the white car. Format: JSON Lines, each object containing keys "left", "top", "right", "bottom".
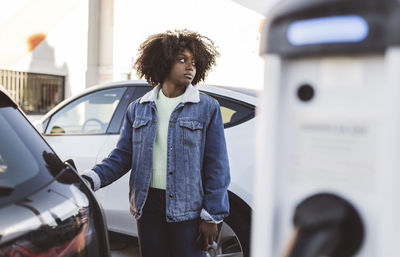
{"left": 36, "top": 80, "right": 257, "bottom": 257}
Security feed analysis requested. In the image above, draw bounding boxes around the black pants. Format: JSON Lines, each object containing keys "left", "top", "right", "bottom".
{"left": 137, "top": 187, "right": 206, "bottom": 257}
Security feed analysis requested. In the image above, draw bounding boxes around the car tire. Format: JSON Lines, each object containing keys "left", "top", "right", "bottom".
{"left": 225, "top": 199, "right": 251, "bottom": 257}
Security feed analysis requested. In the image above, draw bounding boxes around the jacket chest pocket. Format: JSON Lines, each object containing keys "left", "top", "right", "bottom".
{"left": 179, "top": 119, "right": 204, "bottom": 147}
{"left": 132, "top": 118, "right": 150, "bottom": 145}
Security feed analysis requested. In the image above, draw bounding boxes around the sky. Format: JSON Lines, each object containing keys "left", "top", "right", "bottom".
{"left": 114, "top": 0, "right": 267, "bottom": 89}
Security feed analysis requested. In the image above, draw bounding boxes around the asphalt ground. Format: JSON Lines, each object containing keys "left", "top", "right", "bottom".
{"left": 109, "top": 232, "right": 140, "bottom": 257}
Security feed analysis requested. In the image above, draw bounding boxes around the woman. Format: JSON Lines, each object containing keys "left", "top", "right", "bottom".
{"left": 82, "top": 29, "right": 230, "bottom": 257}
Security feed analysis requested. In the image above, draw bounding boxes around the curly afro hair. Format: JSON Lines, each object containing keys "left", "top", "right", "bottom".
{"left": 134, "top": 29, "right": 219, "bottom": 86}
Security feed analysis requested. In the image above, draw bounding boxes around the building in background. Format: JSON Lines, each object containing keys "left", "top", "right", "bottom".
{"left": 0, "top": 0, "right": 266, "bottom": 114}
{"left": 0, "top": 0, "right": 87, "bottom": 114}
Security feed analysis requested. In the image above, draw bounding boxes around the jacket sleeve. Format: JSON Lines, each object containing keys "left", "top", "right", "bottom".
{"left": 82, "top": 101, "right": 136, "bottom": 190}
{"left": 202, "top": 99, "right": 231, "bottom": 221}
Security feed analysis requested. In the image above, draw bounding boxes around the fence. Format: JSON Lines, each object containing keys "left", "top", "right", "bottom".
{"left": 0, "top": 70, "right": 65, "bottom": 114}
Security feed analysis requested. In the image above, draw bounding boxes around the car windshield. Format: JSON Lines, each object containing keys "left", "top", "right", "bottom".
{"left": 0, "top": 105, "right": 65, "bottom": 204}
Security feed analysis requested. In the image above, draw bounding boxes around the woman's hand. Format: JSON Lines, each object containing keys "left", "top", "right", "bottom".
{"left": 198, "top": 221, "right": 218, "bottom": 251}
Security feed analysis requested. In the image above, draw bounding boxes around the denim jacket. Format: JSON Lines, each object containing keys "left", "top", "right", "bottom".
{"left": 83, "top": 85, "right": 230, "bottom": 222}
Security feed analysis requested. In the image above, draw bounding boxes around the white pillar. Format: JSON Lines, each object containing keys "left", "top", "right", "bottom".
{"left": 86, "top": 0, "right": 114, "bottom": 88}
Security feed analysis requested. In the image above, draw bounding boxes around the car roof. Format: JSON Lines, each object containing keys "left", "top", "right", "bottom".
{"left": 209, "top": 85, "right": 259, "bottom": 97}
{"left": 197, "top": 84, "right": 258, "bottom": 104}
{"left": 84, "top": 80, "right": 258, "bottom": 103}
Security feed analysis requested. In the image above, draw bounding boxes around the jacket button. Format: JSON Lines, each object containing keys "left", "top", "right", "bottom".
{"left": 169, "top": 171, "right": 174, "bottom": 175}
{"left": 169, "top": 194, "right": 173, "bottom": 198}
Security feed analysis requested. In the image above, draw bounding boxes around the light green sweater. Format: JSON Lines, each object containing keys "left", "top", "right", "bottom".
{"left": 150, "top": 89, "right": 183, "bottom": 189}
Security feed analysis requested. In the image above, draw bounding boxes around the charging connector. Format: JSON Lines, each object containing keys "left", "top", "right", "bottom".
{"left": 285, "top": 193, "right": 364, "bottom": 257}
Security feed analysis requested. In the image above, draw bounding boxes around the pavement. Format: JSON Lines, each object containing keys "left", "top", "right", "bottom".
{"left": 109, "top": 232, "right": 140, "bottom": 257}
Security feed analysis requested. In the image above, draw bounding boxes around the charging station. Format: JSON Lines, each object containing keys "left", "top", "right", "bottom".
{"left": 252, "top": 0, "right": 400, "bottom": 256}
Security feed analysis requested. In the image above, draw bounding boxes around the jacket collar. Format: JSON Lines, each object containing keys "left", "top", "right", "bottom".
{"left": 140, "top": 84, "right": 200, "bottom": 104}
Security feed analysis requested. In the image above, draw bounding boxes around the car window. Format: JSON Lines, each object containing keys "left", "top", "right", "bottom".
{"left": 111, "top": 86, "right": 255, "bottom": 132}
{"left": 209, "top": 95, "right": 255, "bottom": 128}
{"left": 221, "top": 106, "right": 236, "bottom": 124}
{"left": 132, "top": 86, "right": 152, "bottom": 101}
{"left": 0, "top": 106, "right": 66, "bottom": 204}
{"left": 0, "top": 113, "right": 39, "bottom": 187}
{"left": 130, "top": 87, "right": 255, "bottom": 127}
{"left": 45, "top": 87, "right": 126, "bottom": 134}
{"left": 106, "top": 86, "right": 152, "bottom": 134}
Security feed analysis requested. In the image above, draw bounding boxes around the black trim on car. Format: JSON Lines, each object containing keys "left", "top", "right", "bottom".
{"left": 0, "top": 91, "right": 17, "bottom": 108}
{"left": 106, "top": 85, "right": 153, "bottom": 135}
{"left": 205, "top": 92, "right": 256, "bottom": 129}
{"left": 107, "top": 87, "right": 135, "bottom": 134}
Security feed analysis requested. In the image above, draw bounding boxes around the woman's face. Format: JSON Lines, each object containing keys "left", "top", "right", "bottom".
{"left": 165, "top": 48, "right": 196, "bottom": 87}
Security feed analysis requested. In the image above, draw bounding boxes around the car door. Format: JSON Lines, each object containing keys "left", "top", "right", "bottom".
{"left": 42, "top": 87, "right": 130, "bottom": 171}
{"left": 93, "top": 85, "right": 152, "bottom": 236}
{"left": 206, "top": 93, "right": 256, "bottom": 203}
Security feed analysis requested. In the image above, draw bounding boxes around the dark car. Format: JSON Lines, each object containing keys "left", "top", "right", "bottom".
{"left": 0, "top": 86, "right": 110, "bottom": 257}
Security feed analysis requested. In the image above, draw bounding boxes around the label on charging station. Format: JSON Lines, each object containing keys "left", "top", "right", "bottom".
{"left": 320, "top": 57, "right": 365, "bottom": 88}
{"left": 287, "top": 116, "right": 378, "bottom": 192}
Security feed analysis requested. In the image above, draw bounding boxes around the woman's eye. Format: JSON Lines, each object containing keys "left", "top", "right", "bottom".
{"left": 192, "top": 62, "right": 196, "bottom": 66}
{"left": 178, "top": 58, "right": 185, "bottom": 63}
